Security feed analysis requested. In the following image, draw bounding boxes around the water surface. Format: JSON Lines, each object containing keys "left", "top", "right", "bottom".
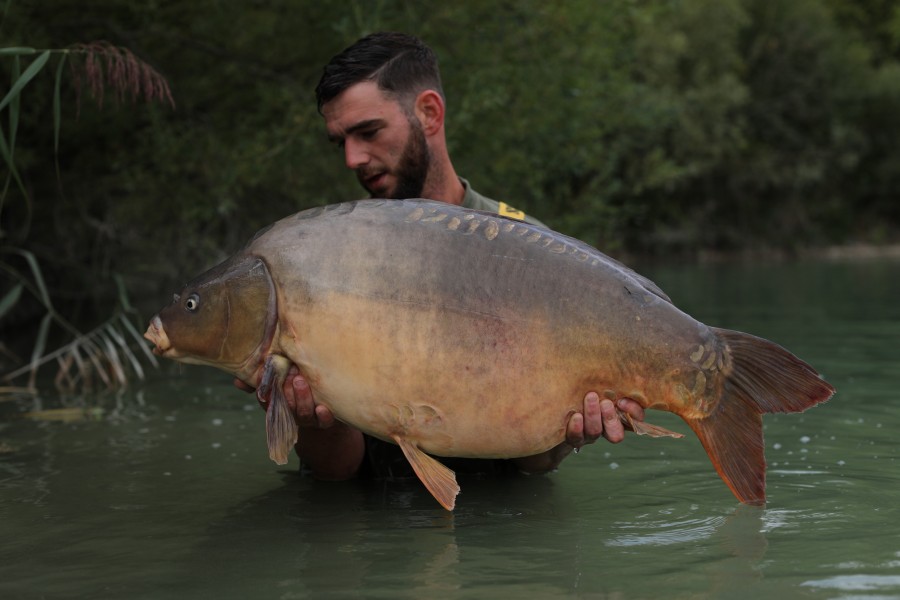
{"left": 1, "top": 259, "right": 898, "bottom": 599}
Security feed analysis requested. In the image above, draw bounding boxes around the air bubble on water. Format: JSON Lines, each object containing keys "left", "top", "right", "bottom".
{"left": 211, "top": 443, "right": 221, "bottom": 449}
{"left": 139, "top": 428, "right": 150, "bottom": 434}
{"left": 837, "top": 460, "right": 846, "bottom": 466}
{"left": 165, "top": 415, "right": 177, "bottom": 422}
{"left": 773, "top": 443, "right": 782, "bottom": 450}
{"left": 800, "top": 436, "right": 810, "bottom": 443}
{"left": 609, "top": 462, "right": 619, "bottom": 470}
{"left": 163, "top": 472, "right": 171, "bottom": 476}
{"left": 243, "top": 404, "right": 255, "bottom": 412}
{"left": 212, "top": 418, "right": 223, "bottom": 426}
{"left": 185, "top": 454, "right": 192, "bottom": 460}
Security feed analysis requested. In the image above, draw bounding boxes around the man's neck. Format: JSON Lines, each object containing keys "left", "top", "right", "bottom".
{"left": 421, "top": 158, "right": 464, "bottom": 205}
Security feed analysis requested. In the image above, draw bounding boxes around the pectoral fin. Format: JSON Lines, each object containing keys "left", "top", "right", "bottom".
{"left": 257, "top": 355, "right": 299, "bottom": 465}
{"left": 393, "top": 435, "right": 460, "bottom": 511}
{"left": 620, "top": 411, "right": 684, "bottom": 439}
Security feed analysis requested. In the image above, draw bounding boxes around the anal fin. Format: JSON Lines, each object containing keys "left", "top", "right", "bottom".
{"left": 393, "top": 435, "right": 460, "bottom": 511}
{"left": 620, "top": 411, "right": 684, "bottom": 439}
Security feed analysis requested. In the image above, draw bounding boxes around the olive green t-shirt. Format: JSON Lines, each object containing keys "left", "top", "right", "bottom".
{"left": 459, "top": 178, "right": 546, "bottom": 228}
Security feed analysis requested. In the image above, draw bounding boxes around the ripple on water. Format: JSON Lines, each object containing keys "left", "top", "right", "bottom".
{"left": 605, "top": 514, "right": 727, "bottom": 547}
{"left": 801, "top": 574, "right": 900, "bottom": 593}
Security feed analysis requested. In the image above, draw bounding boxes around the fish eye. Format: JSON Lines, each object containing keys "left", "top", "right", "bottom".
{"left": 184, "top": 294, "right": 200, "bottom": 312}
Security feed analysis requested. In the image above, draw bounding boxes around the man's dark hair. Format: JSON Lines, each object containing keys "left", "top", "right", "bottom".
{"left": 315, "top": 32, "right": 444, "bottom": 114}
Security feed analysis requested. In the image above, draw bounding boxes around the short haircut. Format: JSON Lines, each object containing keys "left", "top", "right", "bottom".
{"left": 315, "top": 32, "right": 444, "bottom": 114}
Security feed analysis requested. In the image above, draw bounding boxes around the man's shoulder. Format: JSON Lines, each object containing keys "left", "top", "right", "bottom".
{"left": 460, "top": 179, "right": 546, "bottom": 227}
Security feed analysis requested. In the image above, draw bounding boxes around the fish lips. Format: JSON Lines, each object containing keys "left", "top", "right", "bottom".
{"left": 144, "top": 315, "right": 173, "bottom": 356}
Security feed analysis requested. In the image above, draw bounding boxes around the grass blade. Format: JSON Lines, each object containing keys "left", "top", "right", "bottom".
{"left": 27, "top": 313, "right": 52, "bottom": 389}
{"left": 119, "top": 312, "right": 158, "bottom": 367}
{"left": 53, "top": 53, "right": 67, "bottom": 155}
{"left": 0, "top": 47, "right": 37, "bottom": 56}
{"left": 81, "top": 338, "right": 112, "bottom": 388}
{"left": 98, "top": 330, "right": 126, "bottom": 386}
{"left": 0, "top": 120, "right": 30, "bottom": 209}
{"left": 113, "top": 274, "right": 134, "bottom": 312}
{"left": 15, "top": 249, "right": 52, "bottom": 308}
{"left": 8, "top": 55, "right": 19, "bottom": 156}
{"left": 105, "top": 321, "right": 144, "bottom": 380}
{"left": 0, "top": 50, "right": 50, "bottom": 112}
{"left": 0, "top": 282, "right": 23, "bottom": 320}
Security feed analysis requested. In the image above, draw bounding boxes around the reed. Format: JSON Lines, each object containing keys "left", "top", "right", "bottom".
{"left": 1, "top": 42, "right": 173, "bottom": 393}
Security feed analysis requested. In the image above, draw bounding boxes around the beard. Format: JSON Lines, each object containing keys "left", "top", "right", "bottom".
{"left": 357, "top": 120, "right": 431, "bottom": 200}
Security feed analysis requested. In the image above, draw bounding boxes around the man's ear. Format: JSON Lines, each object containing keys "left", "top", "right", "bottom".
{"left": 414, "top": 90, "right": 445, "bottom": 136}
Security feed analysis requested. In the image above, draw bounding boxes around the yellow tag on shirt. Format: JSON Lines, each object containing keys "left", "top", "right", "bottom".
{"left": 497, "top": 201, "right": 526, "bottom": 221}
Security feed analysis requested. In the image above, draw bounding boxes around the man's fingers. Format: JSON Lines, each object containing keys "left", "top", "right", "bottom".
{"left": 617, "top": 397, "right": 645, "bottom": 421}
{"left": 291, "top": 376, "right": 316, "bottom": 425}
{"left": 565, "top": 412, "right": 585, "bottom": 447}
{"left": 600, "top": 398, "right": 625, "bottom": 443}
{"left": 315, "top": 404, "right": 336, "bottom": 428}
{"left": 582, "top": 392, "right": 603, "bottom": 442}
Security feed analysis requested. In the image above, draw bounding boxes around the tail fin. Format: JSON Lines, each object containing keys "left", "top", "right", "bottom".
{"left": 686, "top": 328, "right": 834, "bottom": 505}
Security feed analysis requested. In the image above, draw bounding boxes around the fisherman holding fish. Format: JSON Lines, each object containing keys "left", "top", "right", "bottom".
{"left": 149, "top": 33, "right": 831, "bottom": 509}
{"left": 240, "top": 32, "right": 646, "bottom": 482}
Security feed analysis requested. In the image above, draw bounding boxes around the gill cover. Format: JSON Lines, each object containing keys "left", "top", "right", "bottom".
{"left": 155, "top": 254, "right": 277, "bottom": 373}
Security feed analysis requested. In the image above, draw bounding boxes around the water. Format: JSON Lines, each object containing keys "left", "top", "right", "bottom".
{"left": 2, "top": 259, "right": 899, "bottom": 599}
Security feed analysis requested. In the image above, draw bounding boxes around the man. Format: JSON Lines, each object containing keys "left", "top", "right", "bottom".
{"left": 250, "top": 32, "right": 644, "bottom": 482}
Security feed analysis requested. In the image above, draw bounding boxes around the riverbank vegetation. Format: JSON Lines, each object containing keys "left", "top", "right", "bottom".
{"left": 3, "top": 0, "right": 900, "bottom": 385}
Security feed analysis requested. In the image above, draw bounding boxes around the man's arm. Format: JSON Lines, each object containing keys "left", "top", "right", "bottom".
{"left": 284, "top": 372, "right": 366, "bottom": 480}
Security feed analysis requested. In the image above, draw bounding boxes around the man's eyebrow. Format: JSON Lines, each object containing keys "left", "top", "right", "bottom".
{"left": 327, "top": 119, "right": 385, "bottom": 143}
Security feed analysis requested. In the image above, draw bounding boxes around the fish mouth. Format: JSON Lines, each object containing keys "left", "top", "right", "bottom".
{"left": 144, "top": 315, "right": 173, "bottom": 356}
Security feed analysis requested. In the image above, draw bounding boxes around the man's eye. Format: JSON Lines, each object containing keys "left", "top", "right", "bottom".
{"left": 359, "top": 129, "right": 378, "bottom": 140}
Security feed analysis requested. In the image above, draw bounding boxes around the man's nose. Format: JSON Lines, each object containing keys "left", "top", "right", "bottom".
{"left": 344, "top": 140, "right": 368, "bottom": 170}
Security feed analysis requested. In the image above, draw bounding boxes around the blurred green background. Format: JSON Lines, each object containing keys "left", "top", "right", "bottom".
{"left": 3, "top": 0, "right": 900, "bottom": 380}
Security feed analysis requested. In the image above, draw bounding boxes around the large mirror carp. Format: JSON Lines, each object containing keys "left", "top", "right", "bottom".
{"left": 145, "top": 199, "right": 834, "bottom": 510}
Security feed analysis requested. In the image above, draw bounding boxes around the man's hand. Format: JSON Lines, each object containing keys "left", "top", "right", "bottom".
{"left": 236, "top": 366, "right": 338, "bottom": 429}
{"left": 282, "top": 366, "right": 338, "bottom": 429}
{"left": 513, "top": 392, "right": 645, "bottom": 474}
{"left": 236, "top": 368, "right": 363, "bottom": 480}
{"left": 566, "top": 392, "right": 645, "bottom": 448}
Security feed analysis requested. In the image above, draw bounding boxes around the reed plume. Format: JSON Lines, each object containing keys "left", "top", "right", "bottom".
{"left": 68, "top": 41, "right": 175, "bottom": 111}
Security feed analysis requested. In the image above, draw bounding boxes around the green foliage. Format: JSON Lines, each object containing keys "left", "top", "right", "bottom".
{"left": 3, "top": 0, "right": 900, "bottom": 384}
